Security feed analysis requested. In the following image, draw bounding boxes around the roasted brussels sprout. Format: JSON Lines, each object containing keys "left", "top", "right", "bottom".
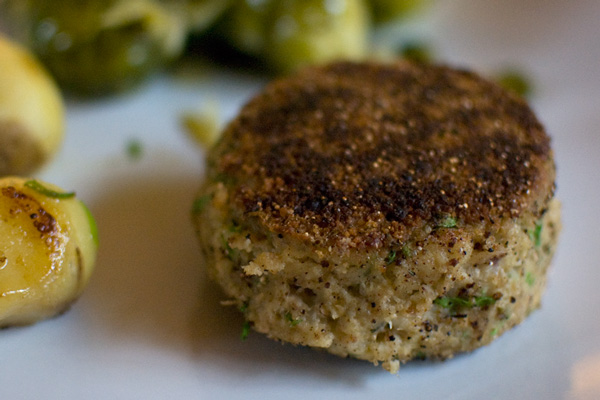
{"left": 15, "top": 0, "right": 188, "bottom": 95}
{"left": 2, "top": 0, "right": 434, "bottom": 94}
{"left": 223, "top": 0, "right": 370, "bottom": 73}
{"left": 0, "top": 34, "right": 64, "bottom": 176}
{"left": 267, "top": 0, "right": 370, "bottom": 72}
{"left": 0, "top": 177, "right": 98, "bottom": 327}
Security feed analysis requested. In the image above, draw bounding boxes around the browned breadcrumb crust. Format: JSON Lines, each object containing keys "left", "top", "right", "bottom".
{"left": 210, "top": 61, "right": 555, "bottom": 252}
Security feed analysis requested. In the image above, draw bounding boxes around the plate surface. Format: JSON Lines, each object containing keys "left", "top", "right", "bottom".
{"left": 2, "top": 1, "right": 600, "bottom": 399}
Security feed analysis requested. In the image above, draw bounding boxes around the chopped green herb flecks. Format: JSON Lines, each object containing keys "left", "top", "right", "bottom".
{"left": 434, "top": 294, "right": 498, "bottom": 314}
{"left": 402, "top": 245, "right": 412, "bottom": 259}
{"left": 192, "top": 195, "right": 211, "bottom": 214}
{"left": 239, "top": 302, "right": 248, "bottom": 313}
{"left": 528, "top": 222, "right": 543, "bottom": 247}
{"left": 229, "top": 222, "right": 243, "bottom": 233}
{"left": 284, "top": 312, "right": 302, "bottom": 327}
{"left": 414, "top": 351, "right": 426, "bottom": 360}
{"left": 525, "top": 272, "right": 535, "bottom": 287}
{"left": 474, "top": 295, "right": 496, "bottom": 308}
{"left": 385, "top": 250, "right": 397, "bottom": 265}
{"left": 221, "top": 235, "right": 237, "bottom": 260}
{"left": 434, "top": 296, "right": 471, "bottom": 309}
{"left": 490, "top": 327, "right": 499, "bottom": 337}
{"left": 214, "top": 173, "right": 235, "bottom": 185}
{"left": 241, "top": 321, "right": 250, "bottom": 341}
{"left": 24, "top": 180, "right": 75, "bottom": 199}
{"left": 400, "top": 42, "right": 433, "bottom": 63}
{"left": 496, "top": 70, "right": 532, "bottom": 98}
{"left": 126, "top": 139, "right": 143, "bottom": 160}
{"left": 437, "top": 215, "right": 457, "bottom": 228}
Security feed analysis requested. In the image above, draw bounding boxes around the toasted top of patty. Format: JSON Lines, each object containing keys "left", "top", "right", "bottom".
{"left": 209, "top": 61, "right": 555, "bottom": 251}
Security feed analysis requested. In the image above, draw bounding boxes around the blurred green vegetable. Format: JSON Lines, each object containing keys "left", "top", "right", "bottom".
{"left": 223, "top": 0, "right": 370, "bottom": 73}
{"left": 18, "top": 0, "right": 189, "bottom": 95}
{"left": 1, "top": 0, "right": 435, "bottom": 96}
{"left": 267, "top": 0, "right": 370, "bottom": 73}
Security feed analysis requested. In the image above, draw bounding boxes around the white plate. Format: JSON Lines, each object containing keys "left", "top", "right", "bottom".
{"left": 2, "top": 1, "right": 600, "bottom": 399}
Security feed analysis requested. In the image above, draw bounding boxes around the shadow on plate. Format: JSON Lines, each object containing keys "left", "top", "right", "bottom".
{"left": 188, "top": 277, "right": 394, "bottom": 385}
{"left": 79, "top": 149, "right": 574, "bottom": 390}
{"left": 81, "top": 168, "right": 395, "bottom": 384}
{"left": 81, "top": 171, "right": 203, "bottom": 349}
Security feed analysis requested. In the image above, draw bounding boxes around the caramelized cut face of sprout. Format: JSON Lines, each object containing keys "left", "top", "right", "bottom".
{"left": 0, "top": 177, "right": 98, "bottom": 327}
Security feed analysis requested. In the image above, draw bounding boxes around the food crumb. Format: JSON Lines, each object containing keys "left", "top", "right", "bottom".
{"left": 495, "top": 69, "right": 533, "bottom": 98}
{"left": 126, "top": 139, "right": 143, "bottom": 160}
{"left": 399, "top": 41, "right": 433, "bottom": 63}
{"left": 180, "top": 101, "right": 221, "bottom": 149}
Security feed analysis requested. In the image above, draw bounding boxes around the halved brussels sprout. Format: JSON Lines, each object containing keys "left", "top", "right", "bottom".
{"left": 1, "top": 0, "right": 232, "bottom": 95}
{"left": 0, "top": 177, "right": 98, "bottom": 327}
{"left": 266, "top": 0, "right": 370, "bottom": 72}
{"left": 222, "top": 0, "right": 370, "bottom": 73}
{"left": 16, "top": 0, "right": 188, "bottom": 95}
{"left": 0, "top": 34, "right": 64, "bottom": 176}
